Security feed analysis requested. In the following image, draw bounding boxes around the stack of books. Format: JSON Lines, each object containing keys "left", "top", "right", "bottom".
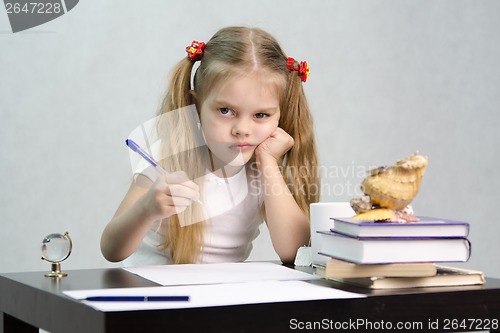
{"left": 315, "top": 216, "right": 484, "bottom": 289}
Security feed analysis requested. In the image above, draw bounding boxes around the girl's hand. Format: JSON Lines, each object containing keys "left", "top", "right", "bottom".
{"left": 255, "top": 127, "right": 294, "bottom": 163}
{"left": 139, "top": 171, "right": 200, "bottom": 220}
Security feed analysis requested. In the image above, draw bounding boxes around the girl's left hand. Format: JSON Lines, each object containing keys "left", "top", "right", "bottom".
{"left": 255, "top": 127, "right": 294, "bottom": 162}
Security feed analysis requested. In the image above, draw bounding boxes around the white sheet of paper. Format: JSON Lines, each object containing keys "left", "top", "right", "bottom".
{"left": 64, "top": 280, "right": 365, "bottom": 312}
{"left": 124, "top": 262, "right": 319, "bottom": 286}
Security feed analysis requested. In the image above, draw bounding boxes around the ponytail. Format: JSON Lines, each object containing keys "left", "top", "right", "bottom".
{"left": 157, "top": 57, "right": 205, "bottom": 264}
{"left": 279, "top": 68, "right": 320, "bottom": 216}
{"left": 162, "top": 57, "right": 196, "bottom": 111}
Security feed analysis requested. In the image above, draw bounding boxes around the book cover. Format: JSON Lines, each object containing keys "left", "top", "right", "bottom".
{"left": 328, "top": 266, "right": 485, "bottom": 289}
{"left": 317, "top": 231, "right": 471, "bottom": 264}
{"left": 331, "top": 216, "right": 470, "bottom": 238}
{"left": 314, "top": 259, "right": 437, "bottom": 278}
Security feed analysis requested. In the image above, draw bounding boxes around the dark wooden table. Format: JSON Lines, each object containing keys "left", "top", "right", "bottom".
{"left": 1, "top": 266, "right": 499, "bottom": 333}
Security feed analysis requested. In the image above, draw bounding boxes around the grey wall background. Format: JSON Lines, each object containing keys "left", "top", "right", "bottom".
{"left": 1, "top": 0, "right": 499, "bottom": 277}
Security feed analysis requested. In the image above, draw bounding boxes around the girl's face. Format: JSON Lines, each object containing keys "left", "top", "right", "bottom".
{"left": 200, "top": 72, "right": 281, "bottom": 175}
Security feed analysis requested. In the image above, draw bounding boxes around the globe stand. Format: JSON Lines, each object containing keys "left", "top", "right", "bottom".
{"left": 44, "top": 262, "right": 67, "bottom": 278}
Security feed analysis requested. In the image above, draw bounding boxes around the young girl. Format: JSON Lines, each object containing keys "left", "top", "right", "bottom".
{"left": 100, "top": 26, "right": 319, "bottom": 265}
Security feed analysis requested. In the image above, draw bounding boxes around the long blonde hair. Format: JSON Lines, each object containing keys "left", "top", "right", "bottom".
{"left": 159, "top": 26, "right": 320, "bottom": 264}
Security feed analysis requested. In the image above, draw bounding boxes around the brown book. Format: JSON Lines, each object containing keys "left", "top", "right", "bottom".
{"left": 315, "top": 259, "right": 437, "bottom": 278}
{"left": 329, "top": 265, "right": 485, "bottom": 289}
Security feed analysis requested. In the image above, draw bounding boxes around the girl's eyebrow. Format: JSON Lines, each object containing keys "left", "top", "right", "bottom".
{"left": 212, "top": 99, "right": 237, "bottom": 108}
{"left": 213, "top": 99, "right": 279, "bottom": 113}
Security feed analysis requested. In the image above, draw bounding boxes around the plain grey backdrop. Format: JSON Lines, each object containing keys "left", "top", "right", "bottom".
{"left": 1, "top": 0, "right": 499, "bottom": 276}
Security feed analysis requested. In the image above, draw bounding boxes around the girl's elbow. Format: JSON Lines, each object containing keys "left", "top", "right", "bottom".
{"left": 100, "top": 247, "right": 117, "bottom": 263}
{"left": 102, "top": 251, "right": 123, "bottom": 263}
{"left": 277, "top": 247, "right": 299, "bottom": 265}
{"left": 280, "top": 256, "right": 295, "bottom": 265}
{"left": 100, "top": 238, "right": 124, "bottom": 263}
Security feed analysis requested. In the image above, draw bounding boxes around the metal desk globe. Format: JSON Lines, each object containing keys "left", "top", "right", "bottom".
{"left": 41, "top": 232, "right": 72, "bottom": 278}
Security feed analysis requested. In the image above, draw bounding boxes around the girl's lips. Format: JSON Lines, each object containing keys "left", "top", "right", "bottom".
{"left": 230, "top": 143, "right": 255, "bottom": 150}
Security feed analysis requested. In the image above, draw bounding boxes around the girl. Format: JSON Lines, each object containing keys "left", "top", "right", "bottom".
{"left": 100, "top": 26, "right": 319, "bottom": 265}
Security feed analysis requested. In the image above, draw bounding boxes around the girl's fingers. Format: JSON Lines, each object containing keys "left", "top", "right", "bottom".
{"left": 151, "top": 173, "right": 200, "bottom": 217}
{"left": 165, "top": 183, "right": 200, "bottom": 202}
{"left": 169, "top": 197, "right": 195, "bottom": 214}
{"left": 165, "top": 185, "right": 200, "bottom": 202}
{"left": 156, "top": 173, "right": 200, "bottom": 202}
{"left": 165, "top": 171, "right": 199, "bottom": 191}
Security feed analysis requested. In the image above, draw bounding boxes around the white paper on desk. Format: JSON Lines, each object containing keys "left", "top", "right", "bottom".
{"left": 64, "top": 280, "right": 365, "bottom": 312}
{"left": 124, "top": 262, "right": 319, "bottom": 286}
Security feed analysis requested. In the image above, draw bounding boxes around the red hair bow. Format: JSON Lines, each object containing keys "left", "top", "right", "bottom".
{"left": 287, "top": 57, "right": 310, "bottom": 83}
{"left": 186, "top": 41, "right": 206, "bottom": 61}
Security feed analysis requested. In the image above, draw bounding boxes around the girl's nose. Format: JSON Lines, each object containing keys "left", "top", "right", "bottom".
{"left": 231, "top": 119, "right": 251, "bottom": 136}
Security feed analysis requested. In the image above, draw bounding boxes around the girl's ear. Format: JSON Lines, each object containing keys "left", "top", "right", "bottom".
{"left": 189, "top": 90, "right": 198, "bottom": 105}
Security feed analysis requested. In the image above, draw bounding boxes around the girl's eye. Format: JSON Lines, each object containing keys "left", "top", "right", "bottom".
{"left": 255, "top": 113, "right": 269, "bottom": 119}
{"left": 218, "top": 107, "right": 233, "bottom": 116}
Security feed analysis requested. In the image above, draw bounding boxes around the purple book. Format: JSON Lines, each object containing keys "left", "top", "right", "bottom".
{"left": 330, "top": 216, "right": 470, "bottom": 239}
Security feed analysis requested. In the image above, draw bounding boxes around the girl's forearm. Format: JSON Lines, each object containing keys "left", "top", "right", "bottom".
{"left": 258, "top": 157, "right": 310, "bottom": 263}
{"left": 100, "top": 200, "right": 156, "bottom": 262}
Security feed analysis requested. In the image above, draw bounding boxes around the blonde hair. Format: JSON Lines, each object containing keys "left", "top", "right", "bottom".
{"left": 158, "top": 26, "right": 320, "bottom": 264}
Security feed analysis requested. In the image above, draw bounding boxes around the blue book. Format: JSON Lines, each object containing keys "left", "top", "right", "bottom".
{"left": 317, "top": 231, "right": 471, "bottom": 264}
{"left": 330, "top": 216, "right": 470, "bottom": 238}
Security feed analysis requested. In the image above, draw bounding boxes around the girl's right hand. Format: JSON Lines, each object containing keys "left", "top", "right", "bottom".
{"left": 139, "top": 171, "right": 200, "bottom": 221}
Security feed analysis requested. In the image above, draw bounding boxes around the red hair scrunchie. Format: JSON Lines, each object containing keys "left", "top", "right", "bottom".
{"left": 287, "top": 57, "right": 310, "bottom": 83}
{"left": 186, "top": 40, "right": 206, "bottom": 61}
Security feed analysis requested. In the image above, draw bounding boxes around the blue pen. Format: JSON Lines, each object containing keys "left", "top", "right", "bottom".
{"left": 126, "top": 139, "right": 167, "bottom": 176}
{"left": 126, "top": 139, "right": 202, "bottom": 204}
{"left": 84, "top": 296, "right": 190, "bottom": 302}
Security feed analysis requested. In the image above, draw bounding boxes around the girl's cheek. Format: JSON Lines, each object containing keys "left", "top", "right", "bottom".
{"left": 267, "top": 122, "right": 279, "bottom": 135}
{"left": 255, "top": 124, "right": 277, "bottom": 144}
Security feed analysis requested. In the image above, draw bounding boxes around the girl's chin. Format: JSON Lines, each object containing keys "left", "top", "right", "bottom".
{"left": 208, "top": 146, "right": 256, "bottom": 171}
{"left": 227, "top": 152, "right": 251, "bottom": 167}
{"left": 218, "top": 148, "right": 254, "bottom": 165}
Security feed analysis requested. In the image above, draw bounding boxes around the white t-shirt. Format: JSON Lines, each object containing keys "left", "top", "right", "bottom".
{"left": 123, "top": 167, "right": 265, "bottom": 267}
